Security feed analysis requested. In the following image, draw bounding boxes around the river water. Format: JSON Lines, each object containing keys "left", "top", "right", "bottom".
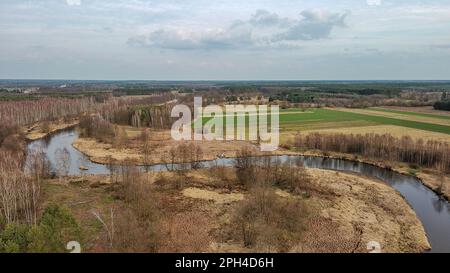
{"left": 26, "top": 129, "right": 450, "bottom": 252}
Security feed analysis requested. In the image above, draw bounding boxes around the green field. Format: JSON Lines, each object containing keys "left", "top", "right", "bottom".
{"left": 280, "top": 108, "right": 450, "bottom": 135}
{"left": 194, "top": 108, "right": 450, "bottom": 135}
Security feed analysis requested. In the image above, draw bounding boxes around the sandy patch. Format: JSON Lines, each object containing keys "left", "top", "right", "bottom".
{"left": 182, "top": 187, "right": 244, "bottom": 204}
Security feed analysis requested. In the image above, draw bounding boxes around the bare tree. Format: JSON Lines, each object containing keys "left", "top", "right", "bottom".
{"left": 142, "top": 139, "right": 153, "bottom": 175}
{"left": 55, "top": 148, "right": 71, "bottom": 179}
{"left": 0, "top": 150, "right": 42, "bottom": 225}
{"left": 92, "top": 208, "right": 115, "bottom": 251}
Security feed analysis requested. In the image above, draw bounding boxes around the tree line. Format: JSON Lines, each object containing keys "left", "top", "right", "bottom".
{"left": 434, "top": 92, "right": 450, "bottom": 111}
{"left": 292, "top": 132, "right": 450, "bottom": 173}
{"left": 0, "top": 94, "right": 116, "bottom": 126}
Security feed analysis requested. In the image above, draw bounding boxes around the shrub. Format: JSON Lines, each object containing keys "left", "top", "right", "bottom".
{"left": 234, "top": 147, "right": 258, "bottom": 188}
{"left": 110, "top": 165, "right": 160, "bottom": 252}
{"left": 273, "top": 160, "right": 311, "bottom": 194}
{"left": 0, "top": 204, "right": 82, "bottom": 253}
{"left": 434, "top": 100, "right": 450, "bottom": 111}
{"left": 1, "top": 134, "right": 24, "bottom": 153}
{"left": 158, "top": 212, "right": 211, "bottom": 253}
{"left": 27, "top": 203, "right": 82, "bottom": 253}
{"left": 234, "top": 184, "right": 308, "bottom": 252}
{"left": 41, "top": 121, "right": 51, "bottom": 134}
{"left": 112, "top": 210, "right": 159, "bottom": 253}
{"left": 0, "top": 223, "right": 30, "bottom": 253}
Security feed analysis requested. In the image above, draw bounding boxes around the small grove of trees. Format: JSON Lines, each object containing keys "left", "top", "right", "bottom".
{"left": 0, "top": 147, "right": 51, "bottom": 225}
{"left": 79, "top": 114, "right": 130, "bottom": 149}
{"left": 0, "top": 203, "right": 82, "bottom": 253}
{"left": 434, "top": 100, "right": 450, "bottom": 111}
{"left": 107, "top": 104, "right": 174, "bottom": 129}
{"left": 79, "top": 114, "right": 116, "bottom": 143}
{"left": 102, "top": 94, "right": 177, "bottom": 130}
{"left": 433, "top": 92, "right": 450, "bottom": 111}
{"left": 234, "top": 147, "right": 311, "bottom": 192}
{"left": 293, "top": 132, "right": 450, "bottom": 173}
{"left": 164, "top": 142, "right": 204, "bottom": 171}
{"left": 232, "top": 147, "right": 311, "bottom": 252}
{"left": 0, "top": 151, "right": 41, "bottom": 226}
{"left": 0, "top": 115, "right": 44, "bottom": 226}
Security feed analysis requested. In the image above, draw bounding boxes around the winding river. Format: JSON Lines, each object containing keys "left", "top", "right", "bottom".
{"left": 26, "top": 129, "right": 450, "bottom": 253}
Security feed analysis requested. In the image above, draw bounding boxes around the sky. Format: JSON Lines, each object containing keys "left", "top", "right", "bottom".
{"left": 1, "top": 0, "right": 450, "bottom": 80}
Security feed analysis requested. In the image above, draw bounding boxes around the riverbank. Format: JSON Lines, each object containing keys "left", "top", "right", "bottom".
{"left": 303, "top": 169, "right": 430, "bottom": 253}
{"left": 296, "top": 149, "right": 450, "bottom": 201}
{"left": 28, "top": 128, "right": 450, "bottom": 251}
{"left": 44, "top": 168, "right": 430, "bottom": 253}
{"left": 24, "top": 118, "right": 79, "bottom": 141}
{"left": 72, "top": 128, "right": 281, "bottom": 165}
{"left": 72, "top": 129, "right": 449, "bottom": 201}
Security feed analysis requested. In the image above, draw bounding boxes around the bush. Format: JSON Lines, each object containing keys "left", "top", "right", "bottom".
{"left": 112, "top": 210, "right": 159, "bottom": 253}
{"left": 0, "top": 223, "right": 30, "bottom": 253}
{"left": 273, "top": 160, "right": 311, "bottom": 194}
{"left": 234, "top": 184, "right": 308, "bottom": 252}
{"left": 41, "top": 121, "right": 51, "bottom": 133}
{"left": 27, "top": 203, "right": 82, "bottom": 253}
{"left": 1, "top": 134, "right": 24, "bottom": 153}
{"left": 234, "top": 147, "right": 258, "bottom": 188}
{"left": 158, "top": 212, "right": 211, "bottom": 252}
{"left": 434, "top": 100, "right": 450, "bottom": 111}
{"left": 110, "top": 165, "right": 160, "bottom": 252}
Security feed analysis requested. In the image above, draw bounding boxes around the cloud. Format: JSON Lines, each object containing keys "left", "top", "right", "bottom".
{"left": 128, "top": 9, "right": 349, "bottom": 50}
{"left": 66, "top": 0, "right": 81, "bottom": 6}
{"left": 274, "top": 10, "right": 349, "bottom": 41}
{"left": 128, "top": 27, "right": 252, "bottom": 50}
{"left": 367, "top": 0, "right": 382, "bottom": 6}
{"left": 249, "top": 10, "right": 290, "bottom": 27}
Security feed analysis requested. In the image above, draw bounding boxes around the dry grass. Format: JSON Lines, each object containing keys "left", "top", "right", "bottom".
{"left": 25, "top": 119, "right": 78, "bottom": 140}
{"left": 380, "top": 106, "right": 450, "bottom": 116}
{"left": 182, "top": 187, "right": 244, "bottom": 204}
{"left": 336, "top": 108, "right": 450, "bottom": 127}
{"left": 282, "top": 125, "right": 450, "bottom": 143}
{"left": 73, "top": 127, "right": 259, "bottom": 165}
{"left": 302, "top": 169, "right": 430, "bottom": 253}
{"left": 416, "top": 172, "right": 450, "bottom": 200}
{"left": 41, "top": 166, "right": 430, "bottom": 253}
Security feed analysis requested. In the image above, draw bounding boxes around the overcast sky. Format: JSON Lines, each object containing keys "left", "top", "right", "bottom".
{"left": 1, "top": 0, "right": 450, "bottom": 80}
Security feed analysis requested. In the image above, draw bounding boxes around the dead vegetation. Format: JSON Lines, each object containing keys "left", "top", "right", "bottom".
{"left": 73, "top": 125, "right": 257, "bottom": 166}
{"left": 33, "top": 154, "right": 430, "bottom": 253}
